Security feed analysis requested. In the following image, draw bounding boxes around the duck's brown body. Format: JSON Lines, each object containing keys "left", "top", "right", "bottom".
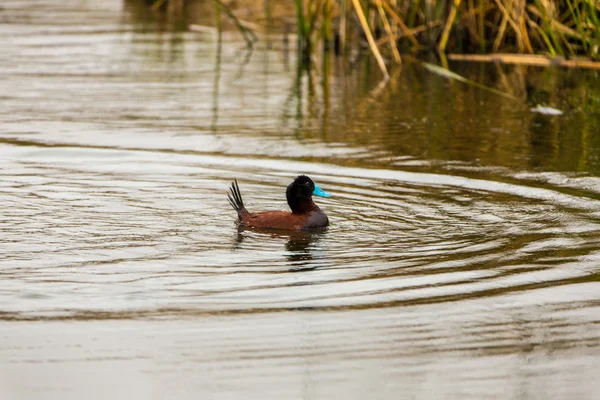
{"left": 227, "top": 177, "right": 329, "bottom": 231}
{"left": 239, "top": 208, "right": 328, "bottom": 231}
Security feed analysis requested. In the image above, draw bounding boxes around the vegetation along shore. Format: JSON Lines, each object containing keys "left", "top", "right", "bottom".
{"left": 144, "top": 0, "right": 600, "bottom": 75}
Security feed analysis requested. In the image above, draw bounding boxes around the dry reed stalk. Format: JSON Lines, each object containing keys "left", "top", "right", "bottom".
{"left": 493, "top": 12, "right": 508, "bottom": 51}
{"left": 526, "top": 14, "right": 555, "bottom": 54}
{"left": 375, "top": 2, "right": 492, "bottom": 48}
{"left": 376, "top": 0, "right": 401, "bottom": 63}
{"left": 389, "top": 0, "right": 398, "bottom": 41}
{"left": 493, "top": 0, "right": 525, "bottom": 52}
{"left": 374, "top": 19, "right": 445, "bottom": 47}
{"left": 517, "top": 0, "right": 534, "bottom": 52}
{"left": 351, "top": 0, "right": 390, "bottom": 78}
{"left": 438, "top": 0, "right": 462, "bottom": 52}
{"left": 159, "top": 0, "right": 600, "bottom": 60}
{"left": 381, "top": 0, "right": 420, "bottom": 46}
{"left": 404, "top": 20, "right": 444, "bottom": 35}
{"left": 448, "top": 53, "right": 600, "bottom": 69}
{"left": 462, "top": 0, "right": 482, "bottom": 47}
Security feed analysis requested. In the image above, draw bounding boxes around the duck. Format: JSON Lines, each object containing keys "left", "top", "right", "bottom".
{"left": 227, "top": 175, "right": 331, "bottom": 231}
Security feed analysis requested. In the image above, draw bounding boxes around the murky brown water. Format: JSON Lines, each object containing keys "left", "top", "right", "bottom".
{"left": 2, "top": 1, "right": 600, "bottom": 399}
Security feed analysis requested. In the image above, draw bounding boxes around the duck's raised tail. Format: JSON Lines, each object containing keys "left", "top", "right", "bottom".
{"left": 227, "top": 179, "right": 247, "bottom": 218}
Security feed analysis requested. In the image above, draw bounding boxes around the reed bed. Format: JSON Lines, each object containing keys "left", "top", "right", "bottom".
{"left": 291, "top": 0, "right": 600, "bottom": 72}
{"left": 148, "top": 0, "right": 600, "bottom": 74}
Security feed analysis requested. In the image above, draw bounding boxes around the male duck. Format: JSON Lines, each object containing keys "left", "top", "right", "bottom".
{"left": 227, "top": 175, "right": 331, "bottom": 231}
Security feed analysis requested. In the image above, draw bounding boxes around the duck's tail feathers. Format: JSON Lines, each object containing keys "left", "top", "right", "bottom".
{"left": 227, "top": 179, "right": 246, "bottom": 217}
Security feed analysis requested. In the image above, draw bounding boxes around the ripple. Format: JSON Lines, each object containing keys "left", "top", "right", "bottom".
{"left": 1, "top": 144, "right": 600, "bottom": 320}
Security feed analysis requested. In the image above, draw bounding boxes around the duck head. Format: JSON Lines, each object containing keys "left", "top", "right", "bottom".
{"left": 286, "top": 175, "right": 331, "bottom": 214}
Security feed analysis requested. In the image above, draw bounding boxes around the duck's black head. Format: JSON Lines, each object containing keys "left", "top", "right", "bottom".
{"left": 286, "top": 175, "right": 330, "bottom": 214}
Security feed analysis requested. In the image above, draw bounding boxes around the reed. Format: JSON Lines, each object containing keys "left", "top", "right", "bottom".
{"left": 286, "top": 0, "right": 600, "bottom": 75}
{"left": 148, "top": 0, "right": 600, "bottom": 74}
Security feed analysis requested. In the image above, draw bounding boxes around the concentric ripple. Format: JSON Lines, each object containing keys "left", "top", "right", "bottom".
{"left": 2, "top": 146, "right": 600, "bottom": 399}
{"left": 2, "top": 145, "right": 600, "bottom": 319}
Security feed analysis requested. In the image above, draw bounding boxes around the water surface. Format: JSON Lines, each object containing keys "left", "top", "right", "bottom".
{"left": 2, "top": 1, "right": 600, "bottom": 399}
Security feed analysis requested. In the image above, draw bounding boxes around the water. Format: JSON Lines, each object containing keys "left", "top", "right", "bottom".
{"left": 2, "top": 1, "right": 600, "bottom": 399}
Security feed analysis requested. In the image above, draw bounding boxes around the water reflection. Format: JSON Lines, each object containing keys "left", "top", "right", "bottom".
{"left": 120, "top": 0, "right": 600, "bottom": 176}
{"left": 124, "top": 0, "right": 189, "bottom": 32}
{"left": 233, "top": 226, "right": 325, "bottom": 271}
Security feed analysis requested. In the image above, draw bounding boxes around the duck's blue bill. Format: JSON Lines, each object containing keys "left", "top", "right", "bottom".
{"left": 313, "top": 183, "right": 332, "bottom": 198}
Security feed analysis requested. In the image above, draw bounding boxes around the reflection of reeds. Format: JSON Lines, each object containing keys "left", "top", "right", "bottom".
{"left": 146, "top": 0, "right": 600, "bottom": 73}
{"left": 284, "top": 57, "right": 600, "bottom": 174}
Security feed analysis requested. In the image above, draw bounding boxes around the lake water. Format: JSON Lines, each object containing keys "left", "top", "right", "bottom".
{"left": 2, "top": 1, "right": 600, "bottom": 399}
